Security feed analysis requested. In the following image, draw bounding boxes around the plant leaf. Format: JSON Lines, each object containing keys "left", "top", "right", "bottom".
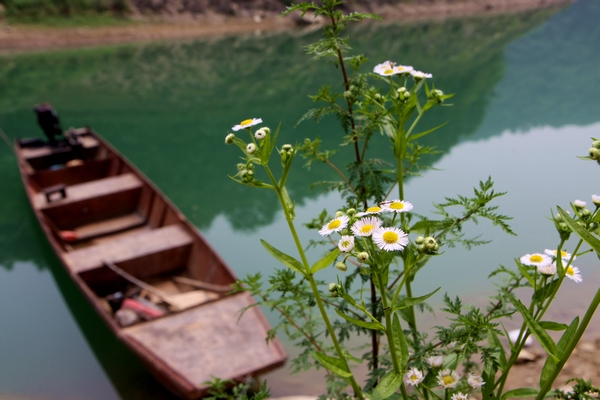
{"left": 540, "top": 317, "right": 579, "bottom": 388}
{"left": 371, "top": 370, "right": 402, "bottom": 400}
{"left": 311, "top": 248, "right": 340, "bottom": 274}
{"left": 501, "top": 388, "right": 539, "bottom": 400}
{"left": 312, "top": 351, "right": 352, "bottom": 378}
{"left": 558, "top": 207, "right": 600, "bottom": 255}
{"left": 392, "top": 287, "right": 441, "bottom": 311}
{"left": 506, "top": 293, "right": 558, "bottom": 361}
{"left": 335, "top": 309, "right": 385, "bottom": 331}
{"left": 260, "top": 239, "right": 305, "bottom": 276}
{"left": 392, "top": 314, "right": 409, "bottom": 369}
{"left": 538, "top": 321, "right": 568, "bottom": 331}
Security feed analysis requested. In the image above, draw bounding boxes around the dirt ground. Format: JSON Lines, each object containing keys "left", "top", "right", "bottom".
{"left": 0, "top": 0, "right": 572, "bottom": 54}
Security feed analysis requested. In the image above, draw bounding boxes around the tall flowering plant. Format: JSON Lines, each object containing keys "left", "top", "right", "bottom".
{"left": 220, "top": 1, "right": 600, "bottom": 399}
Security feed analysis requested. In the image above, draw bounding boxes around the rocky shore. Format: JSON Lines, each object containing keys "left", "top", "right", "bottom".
{"left": 0, "top": 0, "right": 572, "bottom": 54}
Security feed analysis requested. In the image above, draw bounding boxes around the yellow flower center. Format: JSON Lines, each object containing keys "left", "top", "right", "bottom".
{"left": 328, "top": 220, "right": 341, "bottom": 230}
{"left": 390, "top": 202, "right": 404, "bottom": 210}
{"left": 410, "top": 374, "right": 419, "bottom": 382}
{"left": 366, "top": 206, "right": 381, "bottom": 213}
{"left": 383, "top": 231, "right": 399, "bottom": 244}
{"left": 341, "top": 240, "right": 351, "bottom": 247}
{"left": 384, "top": 69, "right": 394, "bottom": 74}
{"left": 240, "top": 119, "right": 253, "bottom": 126}
{"left": 560, "top": 250, "right": 568, "bottom": 257}
{"left": 442, "top": 375, "right": 455, "bottom": 386}
{"left": 361, "top": 224, "right": 374, "bottom": 234}
{"left": 566, "top": 266, "right": 574, "bottom": 276}
{"left": 530, "top": 255, "right": 543, "bottom": 263}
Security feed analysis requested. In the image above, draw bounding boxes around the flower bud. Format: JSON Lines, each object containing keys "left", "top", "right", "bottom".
{"left": 237, "top": 163, "right": 246, "bottom": 171}
{"left": 582, "top": 208, "right": 592, "bottom": 219}
{"left": 357, "top": 252, "right": 369, "bottom": 263}
{"left": 335, "top": 211, "right": 345, "bottom": 218}
{"left": 592, "top": 194, "right": 600, "bottom": 207}
{"left": 589, "top": 148, "right": 600, "bottom": 160}
{"left": 415, "top": 236, "right": 425, "bottom": 244}
{"left": 558, "top": 222, "right": 571, "bottom": 232}
{"left": 254, "top": 128, "right": 268, "bottom": 140}
{"left": 282, "top": 144, "right": 293, "bottom": 152}
{"left": 573, "top": 199, "right": 586, "bottom": 209}
{"left": 225, "top": 133, "right": 235, "bottom": 144}
{"left": 335, "top": 262, "right": 348, "bottom": 272}
{"left": 328, "top": 283, "right": 342, "bottom": 297}
{"left": 593, "top": 140, "right": 600, "bottom": 149}
{"left": 346, "top": 208, "right": 357, "bottom": 217}
{"left": 246, "top": 143, "right": 257, "bottom": 154}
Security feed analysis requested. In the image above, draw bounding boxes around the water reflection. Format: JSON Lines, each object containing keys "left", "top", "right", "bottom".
{"left": 1, "top": 0, "right": 599, "bottom": 398}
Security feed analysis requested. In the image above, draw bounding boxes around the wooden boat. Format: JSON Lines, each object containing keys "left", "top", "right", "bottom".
{"left": 14, "top": 126, "right": 287, "bottom": 398}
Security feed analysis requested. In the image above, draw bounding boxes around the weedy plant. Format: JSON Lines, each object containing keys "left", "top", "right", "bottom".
{"left": 222, "top": 1, "right": 600, "bottom": 399}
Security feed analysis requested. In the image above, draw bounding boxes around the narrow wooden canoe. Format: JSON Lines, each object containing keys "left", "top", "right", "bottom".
{"left": 14, "top": 127, "right": 287, "bottom": 399}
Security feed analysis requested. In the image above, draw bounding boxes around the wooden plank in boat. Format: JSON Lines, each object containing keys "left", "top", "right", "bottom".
{"left": 122, "top": 292, "right": 285, "bottom": 389}
{"left": 73, "top": 212, "right": 146, "bottom": 241}
{"left": 21, "top": 135, "right": 100, "bottom": 161}
{"left": 65, "top": 224, "right": 193, "bottom": 274}
{"left": 32, "top": 173, "right": 142, "bottom": 209}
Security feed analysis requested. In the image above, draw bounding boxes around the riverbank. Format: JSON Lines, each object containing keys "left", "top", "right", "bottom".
{"left": 0, "top": 0, "right": 572, "bottom": 54}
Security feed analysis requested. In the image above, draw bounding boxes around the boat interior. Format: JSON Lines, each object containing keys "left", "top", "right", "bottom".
{"left": 18, "top": 128, "right": 235, "bottom": 325}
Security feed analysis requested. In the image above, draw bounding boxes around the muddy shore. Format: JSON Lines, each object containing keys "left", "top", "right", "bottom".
{"left": 0, "top": 0, "right": 572, "bottom": 54}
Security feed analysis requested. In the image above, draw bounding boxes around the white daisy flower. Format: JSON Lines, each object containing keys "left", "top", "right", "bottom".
{"left": 437, "top": 369, "right": 460, "bottom": 389}
{"left": 520, "top": 253, "right": 552, "bottom": 267}
{"left": 544, "top": 249, "right": 575, "bottom": 261}
{"left": 232, "top": 118, "right": 263, "bottom": 131}
{"left": 411, "top": 70, "right": 433, "bottom": 79}
{"left": 338, "top": 235, "right": 355, "bottom": 252}
{"left": 380, "top": 199, "right": 413, "bottom": 213}
{"left": 591, "top": 194, "right": 600, "bottom": 206}
{"left": 451, "top": 393, "right": 468, "bottom": 400}
{"left": 356, "top": 205, "right": 384, "bottom": 217}
{"left": 373, "top": 61, "right": 413, "bottom": 77}
{"left": 394, "top": 64, "right": 414, "bottom": 74}
{"left": 565, "top": 266, "right": 582, "bottom": 283}
{"left": 404, "top": 368, "right": 424, "bottom": 387}
{"left": 351, "top": 217, "right": 382, "bottom": 237}
{"left": 426, "top": 355, "right": 444, "bottom": 368}
{"left": 467, "top": 373, "right": 485, "bottom": 389}
{"left": 574, "top": 199, "right": 587, "bottom": 209}
{"left": 372, "top": 227, "right": 409, "bottom": 251}
{"left": 318, "top": 215, "right": 350, "bottom": 237}
{"left": 537, "top": 263, "right": 557, "bottom": 276}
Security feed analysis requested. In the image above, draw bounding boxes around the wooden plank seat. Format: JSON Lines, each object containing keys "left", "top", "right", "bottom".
{"left": 122, "top": 292, "right": 286, "bottom": 390}
{"left": 22, "top": 135, "right": 100, "bottom": 171}
{"left": 32, "top": 173, "right": 142, "bottom": 210}
{"left": 65, "top": 224, "right": 193, "bottom": 275}
{"left": 71, "top": 212, "right": 147, "bottom": 242}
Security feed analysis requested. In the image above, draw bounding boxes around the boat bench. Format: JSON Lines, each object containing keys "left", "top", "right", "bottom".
{"left": 36, "top": 173, "right": 144, "bottom": 230}
{"left": 66, "top": 224, "right": 194, "bottom": 277}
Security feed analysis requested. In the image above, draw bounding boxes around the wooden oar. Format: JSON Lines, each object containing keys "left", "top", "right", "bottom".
{"left": 103, "top": 261, "right": 218, "bottom": 311}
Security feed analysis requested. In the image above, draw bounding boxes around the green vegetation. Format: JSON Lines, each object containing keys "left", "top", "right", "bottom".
{"left": 2, "top": 0, "right": 129, "bottom": 24}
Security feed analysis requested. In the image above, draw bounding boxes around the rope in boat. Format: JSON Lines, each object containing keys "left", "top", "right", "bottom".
{"left": 0, "top": 127, "right": 15, "bottom": 156}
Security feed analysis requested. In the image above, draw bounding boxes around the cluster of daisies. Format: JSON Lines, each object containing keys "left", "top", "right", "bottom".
{"left": 318, "top": 200, "right": 414, "bottom": 254}
{"left": 373, "top": 60, "right": 432, "bottom": 79}
{"left": 404, "top": 358, "right": 485, "bottom": 399}
{"left": 520, "top": 249, "right": 581, "bottom": 283}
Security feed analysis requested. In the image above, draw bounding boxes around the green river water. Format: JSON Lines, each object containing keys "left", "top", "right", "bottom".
{"left": 1, "top": 0, "right": 600, "bottom": 397}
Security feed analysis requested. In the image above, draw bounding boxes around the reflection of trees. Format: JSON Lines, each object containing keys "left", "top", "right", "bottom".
{"left": 0, "top": 6, "right": 567, "bottom": 235}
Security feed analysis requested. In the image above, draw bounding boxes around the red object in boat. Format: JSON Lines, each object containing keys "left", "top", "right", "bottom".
{"left": 121, "top": 298, "right": 165, "bottom": 319}
{"left": 60, "top": 230, "right": 78, "bottom": 242}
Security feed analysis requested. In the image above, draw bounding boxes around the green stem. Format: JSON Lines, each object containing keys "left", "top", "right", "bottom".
{"left": 264, "top": 164, "right": 364, "bottom": 399}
